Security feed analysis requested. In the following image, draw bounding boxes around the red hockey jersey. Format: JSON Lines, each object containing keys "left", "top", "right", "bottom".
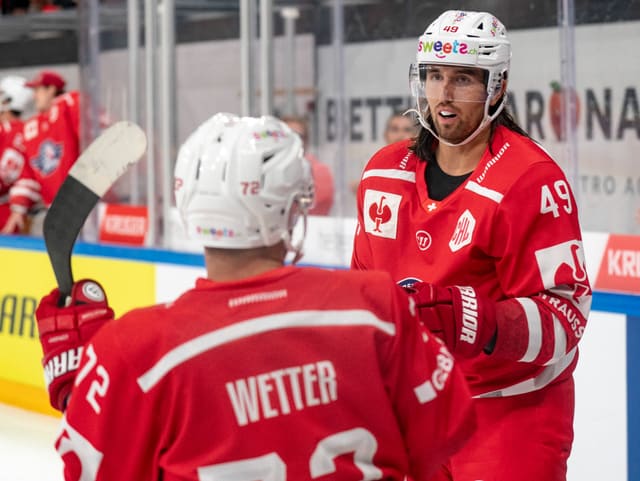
{"left": 56, "top": 266, "right": 474, "bottom": 481}
{"left": 0, "top": 119, "right": 27, "bottom": 227}
{"left": 352, "top": 125, "right": 592, "bottom": 398}
{"left": 10, "top": 91, "right": 80, "bottom": 212}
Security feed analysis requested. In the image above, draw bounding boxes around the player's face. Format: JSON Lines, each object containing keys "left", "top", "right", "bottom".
{"left": 33, "top": 85, "right": 57, "bottom": 112}
{"left": 424, "top": 65, "right": 488, "bottom": 144}
{"left": 384, "top": 115, "right": 417, "bottom": 144}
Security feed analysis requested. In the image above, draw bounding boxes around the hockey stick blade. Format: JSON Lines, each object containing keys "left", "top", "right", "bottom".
{"left": 43, "top": 121, "right": 147, "bottom": 299}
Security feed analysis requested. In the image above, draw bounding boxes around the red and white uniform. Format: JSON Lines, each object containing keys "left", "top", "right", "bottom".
{"left": 10, "top": 91, "right": 80, "bottom": 213}
{"left": 0, "top": 119, "right": 26, "bottom": 229}
{"left": 352, "top": 125, "right": 591, "bottom": 480}
{"left": 58, "top": 266, "right": 474, "bottom": 481}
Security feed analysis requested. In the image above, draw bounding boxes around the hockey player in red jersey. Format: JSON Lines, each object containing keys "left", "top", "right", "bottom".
{"left": 2, "top": 70, "right": 80, "bottom": 234}
{"left": 351, "top": 10, "right": 591, "bottom": 481}
{"left": 36, "top": 113, "right": 475, "bottom": 481}
{"left": 0, "top": 76, "right": 32, "bottom": 233}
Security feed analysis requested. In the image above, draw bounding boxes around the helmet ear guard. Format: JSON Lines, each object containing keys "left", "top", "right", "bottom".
{"left": 282, "top": 192, "right": 312, "bottom": 264}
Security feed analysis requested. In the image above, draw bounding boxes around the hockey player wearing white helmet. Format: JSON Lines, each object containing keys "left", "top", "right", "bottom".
{"left": 2, "top": 70, "right": 80, "bottom": 235}
{"left": 0, "top": 76, "right": 33, "bottom": 118}
{"left": 35, "top": 113, "right": 475, "bottom": 481}
{"left": 0, "top": 76, "right": 32, "bottom": 233}
{"left": 353, "top": 10, "right": 590, "bottom": 481}
{"left": 174, "top": 113, "right": 314, "bottom": 262}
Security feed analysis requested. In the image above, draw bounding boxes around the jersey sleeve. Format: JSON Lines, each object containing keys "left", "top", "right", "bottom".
{"left": 56, "top": 319, "right": 164, "bottom": 481}
{"left": 378, "top": 282, "right": 475, "bottom": 481}
{"left": 488, "top": 161, "right": 591, "bottom": 366}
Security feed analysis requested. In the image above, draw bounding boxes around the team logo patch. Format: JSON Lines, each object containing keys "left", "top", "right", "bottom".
{"left": 453, "top": 11, "right": 467, "bottom": 23}
{"left": 415, "top": 230, "right": 432, "bottom": 251}
{"left": 364, "top": 189, "right": 401, "bottom": 239}
{"left": 449, "top": 209, "right": 475, "bottom": 252}
{"left": 31, "top": 140, "right": 63, "bottom": 176}
{"left": 534, "top": 240, "right": 590, "bottom": 311}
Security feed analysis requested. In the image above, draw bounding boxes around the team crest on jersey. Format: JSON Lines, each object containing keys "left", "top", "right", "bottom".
{"left": 363, "top": 189, "right": 401, "bottom": 239}
{"left": 449, "top": 209, "right": 475, "bottom": 252}
{"left": 31, "top": 140, "right": 63, "bottom": 176}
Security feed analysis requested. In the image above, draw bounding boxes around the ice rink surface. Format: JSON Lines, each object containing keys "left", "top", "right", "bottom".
{"left": 0, "top": 403, "right": 63, "bottom": 481}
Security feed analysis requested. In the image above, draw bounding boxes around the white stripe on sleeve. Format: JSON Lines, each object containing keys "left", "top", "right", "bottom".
{"left": 476, "top": 348, "right": 577, "bottom": 398}
{"left": 517, "top": 298, "right": 543, "bottom": 363}
{"left": 545, "top": 316, "right": 568, "bottom": 366}
{"left": 10, "top": 186, "right": 41, "bottom": 202}
{"left": 15, "top": 179, "right": 41, "bottom": 191}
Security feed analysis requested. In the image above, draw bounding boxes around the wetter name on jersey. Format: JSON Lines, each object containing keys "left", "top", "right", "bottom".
{"left": 225, "top": 360, "right": 338, "bottom": 426}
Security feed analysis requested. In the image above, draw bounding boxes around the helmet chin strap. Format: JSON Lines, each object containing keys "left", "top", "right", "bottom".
{"left": 406, "top": 94, "right": 507, "bottom": 148}
{"left": 283, "top": 197, "right": 309, "bottom": 265}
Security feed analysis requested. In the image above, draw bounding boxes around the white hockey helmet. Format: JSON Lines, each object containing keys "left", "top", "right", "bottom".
{"left": 174, "top": 113, "right": 314, "bottom": 259}
{"left": 409, "top": 10, "right": 511, "bottom": 146}
{"left": 0, "top": 76, "right": 33, "bottom": 113}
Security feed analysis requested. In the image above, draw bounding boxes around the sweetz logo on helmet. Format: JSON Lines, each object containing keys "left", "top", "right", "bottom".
{"left": 196, "top": 225, "right": 235, "bottom": 238}
{"left": 417, "top": 39, "right": 477, "bottom": 59}
{"left": 252, "top": 129, "right": 287, "bottom": 140}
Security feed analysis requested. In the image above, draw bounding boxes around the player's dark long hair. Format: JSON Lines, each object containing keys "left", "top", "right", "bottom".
{"left": 410, "top": 92, "right": 532, "bottom": 161}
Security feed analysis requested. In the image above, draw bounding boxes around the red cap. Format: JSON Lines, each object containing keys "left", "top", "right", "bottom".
{"left": 25, "top": 70, "right": 66, "bottom": 90}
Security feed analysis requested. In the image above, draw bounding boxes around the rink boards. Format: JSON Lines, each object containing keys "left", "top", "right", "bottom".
{"left": 0, "top": 227, "right": 638, "bottom": 480}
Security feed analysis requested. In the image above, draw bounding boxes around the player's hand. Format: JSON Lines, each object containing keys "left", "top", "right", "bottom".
{"left": 1, "top": 211, "right": 25, "bottom": 234}
{"left": 409, "top": 283, "right": 497, "bottom": 358}
{"left": 36, "top": 279, "right": 115, "bottom": 411}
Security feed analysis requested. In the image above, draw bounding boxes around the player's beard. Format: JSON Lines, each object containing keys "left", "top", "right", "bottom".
{"left": 429, "top": 100, "right": 485, "bottom": 145}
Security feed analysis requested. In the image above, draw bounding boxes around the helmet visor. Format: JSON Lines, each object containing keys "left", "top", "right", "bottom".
{"left": 410, "top": 63, "right": 489, "bottom": 125}
{"left": 419, "top": 63, "right": 488, "bottom": 103}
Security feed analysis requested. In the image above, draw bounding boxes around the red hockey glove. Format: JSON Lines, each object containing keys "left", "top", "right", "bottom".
{"left": 36, "top": 279, "right": 114, "bottom": 411}
{"left": 409, "top": 283, "right": 497, "bottom": 358}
